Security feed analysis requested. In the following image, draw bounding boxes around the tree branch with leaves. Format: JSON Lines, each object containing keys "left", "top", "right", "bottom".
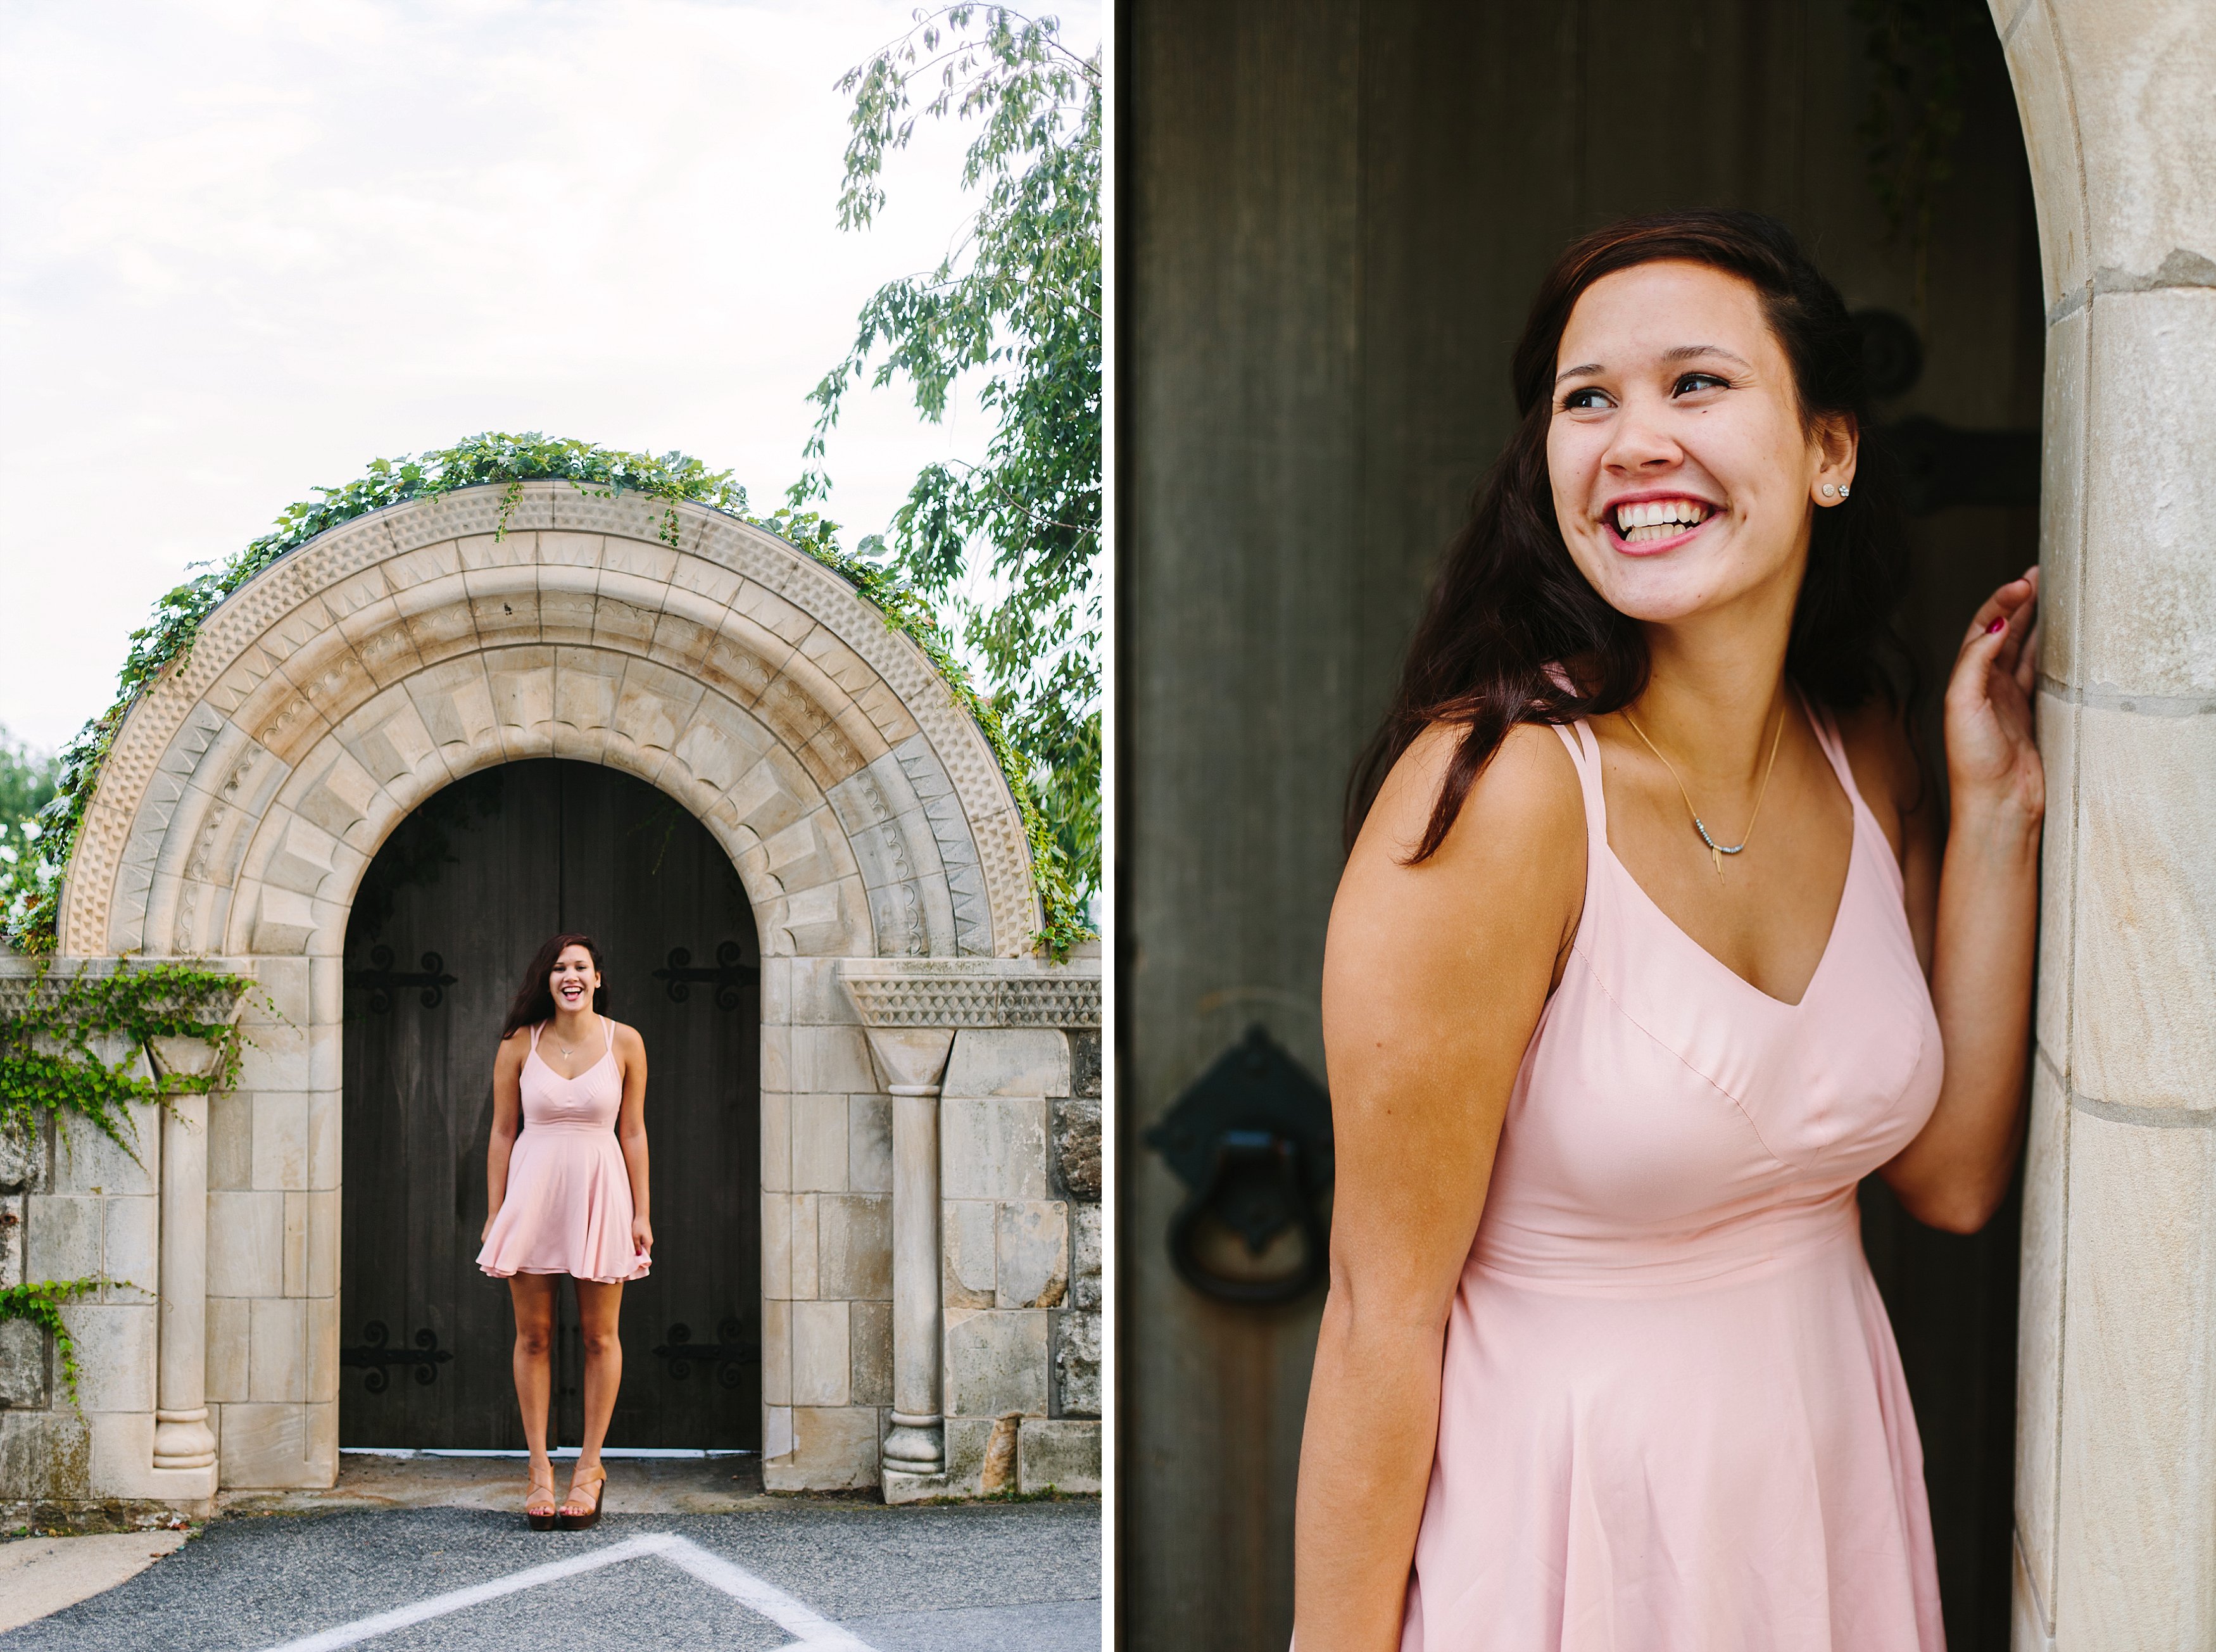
{"left": 795, "top": 6, "right": 1102, "bottom": 926}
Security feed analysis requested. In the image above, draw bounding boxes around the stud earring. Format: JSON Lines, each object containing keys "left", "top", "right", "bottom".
{"left": 1839, "top": 486, "right": 1851, "bottom": 498}
{"left": 1820, "top": 484, "right": 1837, "bottom": 498}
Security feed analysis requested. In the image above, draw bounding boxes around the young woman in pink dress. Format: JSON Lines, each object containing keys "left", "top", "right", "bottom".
{"left": 477, "top": 933, "right": 653, "bottom": 1530}
{"left": 1295, "top": 211, "right": 2042, "bottom": 1649}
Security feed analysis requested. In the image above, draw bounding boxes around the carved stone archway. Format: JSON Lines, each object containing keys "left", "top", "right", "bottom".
{"left": 16, "top": 482, "right": 1098, "bottom": 1508}
{"left": 61, "top": 481, "right": 1033, "bottom": 963}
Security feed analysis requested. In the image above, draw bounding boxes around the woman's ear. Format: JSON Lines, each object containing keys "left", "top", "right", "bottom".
{"left": 1812, "top": 412, "right": 1858, "bottom": 503}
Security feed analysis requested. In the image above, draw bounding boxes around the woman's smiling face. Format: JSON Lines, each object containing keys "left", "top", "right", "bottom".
{"left": 1546, "top": 259, "right": 1852, "bottom": 628}
{"left": 549, "top": 945, "right": 598, "bottom": 1013}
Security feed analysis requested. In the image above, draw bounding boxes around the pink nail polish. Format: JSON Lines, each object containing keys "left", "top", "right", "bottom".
{"left": 1987, "top": 617, "right": 2006, "bottom": 634}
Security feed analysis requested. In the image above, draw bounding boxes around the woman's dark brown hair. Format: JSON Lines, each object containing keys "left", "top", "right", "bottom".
{"left": 501, "top": 933, "right": 610, "bottom": 1040}
{"left": 1347, "top": 208, "right": 1913, "bottom": 860}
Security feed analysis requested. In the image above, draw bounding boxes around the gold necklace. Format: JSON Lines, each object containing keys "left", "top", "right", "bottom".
{"left": 1620, "top": 697, "right": 1788, "bottom": 878}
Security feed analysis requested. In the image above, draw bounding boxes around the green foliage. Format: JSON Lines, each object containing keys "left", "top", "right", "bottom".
{"left": 1, "top": 432, "right": 1067, "bottom": 954}
{"left": 0, "top": 1276, "right": 104, "bottom": 1406}
{"left": 0, "top": 728, "right": 59, "bottom": 896}
{"left": 795, "top": 6, "right": 1102, "bottom": 935}
{"left": 1854, "top": 0, "right": 1982, "bottom": 313}
{"left": 0, "top": 961, "right": 254, "bottom": 1159}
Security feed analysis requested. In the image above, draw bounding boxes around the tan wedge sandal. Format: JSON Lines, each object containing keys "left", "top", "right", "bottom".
{"left": 524, "top": 1465, "right": 559, "bottom": 1531}
{"left": 557, "top": 1464, "right": 607, "bottom": 1530}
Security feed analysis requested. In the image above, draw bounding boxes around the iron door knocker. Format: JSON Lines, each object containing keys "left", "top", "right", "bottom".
{"left": 1147, "top": 1024, "right": 1333, "bottom": 1306}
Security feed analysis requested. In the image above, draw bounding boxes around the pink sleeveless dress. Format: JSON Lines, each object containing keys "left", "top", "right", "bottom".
{"left": 1402, "top": 711, "right": 1946, "bottom": 1650}
{"left": 476, "top": 1018, "right": 650, "bottom": 1284}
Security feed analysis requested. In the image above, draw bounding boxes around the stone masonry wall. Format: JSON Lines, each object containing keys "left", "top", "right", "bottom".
{"left": 0, "top": 1098, "right": 165, "bottom": 1516}
{"left": 203, "top": 955, "right": 338, "bottom": 1489}
{"left": 760, "top": 955, "right": 897, "bottom": 1491}
{"left": 1996, "top": 1, "right": 2216, "bottom": 1644}
{"left": 939, "top": 1026, "right": 1103, "bottom": 1496}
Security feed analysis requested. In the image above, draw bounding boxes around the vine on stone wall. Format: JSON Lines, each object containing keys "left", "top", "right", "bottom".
{"left": 0, "top": 961, "right": 253, "bottom": 1158}
{"left": 0, "top": 433, "right": 1087, "bottom": 959}
{"left": 0, "top": 1277, "right": 104, "bottom": 1407}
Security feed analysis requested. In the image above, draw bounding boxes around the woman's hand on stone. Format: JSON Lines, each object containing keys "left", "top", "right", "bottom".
{"left": 1944, "top": 565, "right": 2044, "bottom": 828}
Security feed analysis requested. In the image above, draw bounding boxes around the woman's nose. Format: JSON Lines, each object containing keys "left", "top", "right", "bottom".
{"left": 1604, "top": 400, "right": 1682, "bottom": 472}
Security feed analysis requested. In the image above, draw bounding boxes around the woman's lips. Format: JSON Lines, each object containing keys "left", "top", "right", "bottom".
{"left": 1605, "top": 512, "right": 1713, "bottom": 557}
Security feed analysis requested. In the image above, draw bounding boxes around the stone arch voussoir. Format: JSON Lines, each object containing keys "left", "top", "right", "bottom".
{"left": 60, "top": 482, "right": 1036, "bottom": 963}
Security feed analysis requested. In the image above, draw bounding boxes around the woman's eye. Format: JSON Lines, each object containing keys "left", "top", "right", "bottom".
{"left": 1673, "top": 372, "right": 1728, "bottom": 396}
{"left": 1561, "top": 386, "right": 1611, "bottom": 412}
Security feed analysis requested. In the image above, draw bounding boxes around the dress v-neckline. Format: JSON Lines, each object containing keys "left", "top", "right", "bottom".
{"left": 1601, "top": 829, "right": 1857, "bottom": 1011}
{"left": 1590, "top": 701, "right": 1863, "bottom": 1013}
{"left": 530, "top": 1018, "right": 613, "bottom": 1082}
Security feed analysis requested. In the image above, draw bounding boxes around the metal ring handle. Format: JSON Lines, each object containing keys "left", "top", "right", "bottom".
{"left": 1166, "top": 1130, "right": 1328, "bottom": 1307}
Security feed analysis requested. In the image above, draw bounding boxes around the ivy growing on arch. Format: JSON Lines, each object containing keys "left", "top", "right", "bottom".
{"left": 0, "top": 432, "right": 1087, "bottom": 958}
{"left": 1, "top": 959, "right": 255, "bottom": 1159}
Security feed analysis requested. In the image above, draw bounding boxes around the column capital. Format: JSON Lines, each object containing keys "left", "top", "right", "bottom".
{"left": 834, "top": 954, "right": 1102, "bottom": 1035}
{"left": 856, "top": 1026, "right": 957, "bottom": 1097}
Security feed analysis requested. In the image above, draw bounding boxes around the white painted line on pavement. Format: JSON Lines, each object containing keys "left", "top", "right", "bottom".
{"left": 651, "top": 1534, "right": 879, "bottom": 1650}
{"left": 260, "top": 1535, "right": 669, "bottom": 1651}
{"left": 258, "top": 1531, "right": 877, "bottom": 1652}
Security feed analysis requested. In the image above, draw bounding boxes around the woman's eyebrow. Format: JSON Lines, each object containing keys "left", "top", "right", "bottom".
{"left": 1663, "top": 343, "right": 1754, "bottom": 370}
{"left": 1552, "top": 344, "right": 1754, "bottom": 389}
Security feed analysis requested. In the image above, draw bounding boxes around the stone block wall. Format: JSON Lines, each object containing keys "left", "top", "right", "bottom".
{"left": 0, "top": 952, "right": 243, "bottom": 1514}
{"left": 203, "top": 955, "right": 339, "bottom": 1489}
{"left": 1995, "top": 1, "right": 2216, "bottom": 1643}
{"left": 1054, "top": 1028, "right": 1104, "bottom": 1429}
{"left": 0, "top": 1097, "right": 167, "bottom": 1515}
{"left": 760, "top": 955, "right": 897, "bottom": 1490}
{"left": 940, "top": 1026, "right": 1103, "bottom": 1496}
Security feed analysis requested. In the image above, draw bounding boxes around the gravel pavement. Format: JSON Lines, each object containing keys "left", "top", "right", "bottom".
{"left": 0, "top": 1499, "right": 1100, "bottom": 1651}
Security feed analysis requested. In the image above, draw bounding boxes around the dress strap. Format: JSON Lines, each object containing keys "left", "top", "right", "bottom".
{"left": 1798, "top": 691, "right": 1865, "bottom": 809}
{"left": 1547, "top": 719, "right": 1609, "bottom": 853}
{"left": 599, "top": 1014, "right": 615, "bottom": 1062}
{"left": 529, "top": 1021, "right": 542, "bottom": 1051}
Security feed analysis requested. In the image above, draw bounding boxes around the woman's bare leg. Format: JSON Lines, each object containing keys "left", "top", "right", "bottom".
{"left": 567, "top": 1278, "right": 624, "bottom": 1508}
{"left": 508, "top": 1275, "right": 558, "bottom": 1498}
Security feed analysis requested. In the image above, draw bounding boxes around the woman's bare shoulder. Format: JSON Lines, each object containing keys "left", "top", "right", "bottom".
{"left": 1333, "top": 717, "right": 1588, "bottom": 994}
{"left": 1323, "top": 719, "right": 1587, "bottom": 1135}
{"left": 496, "top": 1026, "right": 532, "bottom": 1061}
{"left": 609, "top": 1020, "right": 646, "bottom": 1055}
{"left": 1352, "top": 718, "right": 1588, "bottom": 876}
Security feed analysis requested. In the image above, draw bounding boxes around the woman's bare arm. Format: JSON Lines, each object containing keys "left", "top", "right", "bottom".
{"left": 1873, "top": 569, "right": 2044, "bottom": 1233}
{"left": 481, "top": 1031, "right": 527, "bottom": 1240}
{"left": 1293, "top": 723, "right": 1586, "bottom": 1650}
{"left": 615, "top": 1023, "right": 652, "bottom": 1253}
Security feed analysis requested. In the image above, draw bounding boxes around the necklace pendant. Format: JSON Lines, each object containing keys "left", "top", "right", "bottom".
{"left": 1710, "top": 844, "right": 1725, "bottom": 878}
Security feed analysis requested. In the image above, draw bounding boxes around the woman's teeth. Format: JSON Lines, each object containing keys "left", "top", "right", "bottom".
{"left": 1613, "top": 498, "right": 1712, "bottom": 543}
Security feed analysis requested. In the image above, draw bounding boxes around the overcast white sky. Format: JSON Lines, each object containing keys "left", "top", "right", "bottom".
{"left": 0, "top": 0, "right": 1098, "bottom": 752}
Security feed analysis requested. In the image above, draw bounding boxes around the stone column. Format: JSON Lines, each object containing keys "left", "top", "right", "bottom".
{"left": 852, "top": 1025, "right": 957, "bottom": 1479}
{"left": 151, "top": 1091, "right": 215, "bottom": 1470}
{"left": 149, "top": 1034, "right": 225, "bottom": 1472}
{"left": 1995, "top": 3, "right": 2216, "bottom": 1647}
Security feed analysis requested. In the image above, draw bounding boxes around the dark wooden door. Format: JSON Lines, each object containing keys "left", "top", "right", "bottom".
{"left": 339, "top": 759, "right": 760, "bottom": 1449}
